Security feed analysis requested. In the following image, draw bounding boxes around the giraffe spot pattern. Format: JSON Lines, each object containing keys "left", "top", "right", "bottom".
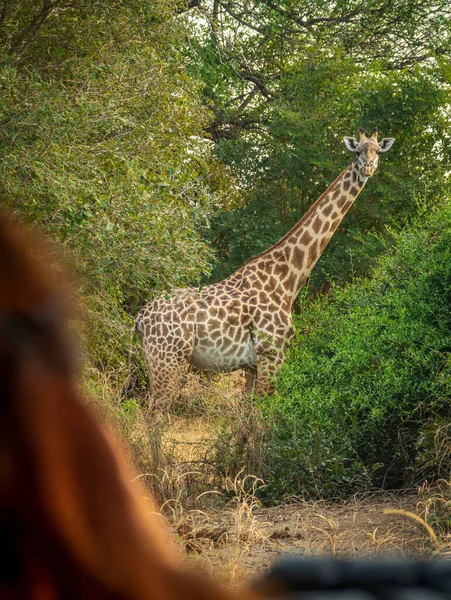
{"left": 299, "top": 230, "right": 313, "bottom": 245}
{"left": 312, "top": 216, "right": 322, "bottom": 234}
{"left": 292, "top": 245, "right": 304, "bottom": 269}
{"left": 323, "top": 204, "right": 333, "bottom": 217}
{"left": 307, "top": 240, "right": 319, "bottom": 269}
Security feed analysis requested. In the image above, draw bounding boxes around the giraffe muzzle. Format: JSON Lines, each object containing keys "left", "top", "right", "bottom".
{"left": 361, "top": 166, "right": 374, "bottom": 177}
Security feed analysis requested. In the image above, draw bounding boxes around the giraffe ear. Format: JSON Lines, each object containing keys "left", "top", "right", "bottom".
{"left": 378, "top": 137, "right": 395, "bottom": 152}
{"left": 343, "top": 137, "right": 359, "bottom": 152}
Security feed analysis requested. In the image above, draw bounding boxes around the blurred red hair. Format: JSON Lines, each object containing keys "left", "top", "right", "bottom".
{"left": 0, "top": 211, "right": 239, "bottom": 600}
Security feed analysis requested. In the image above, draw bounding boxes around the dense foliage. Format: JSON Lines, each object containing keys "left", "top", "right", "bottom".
{"left": 261, "top": 204, "right": 451, "bottom": 499}
{"left": 185, "top": 1, "right": 451, "bottom": 288}
{"left": 0, "top": 0, "right": 235, "bottom": 368}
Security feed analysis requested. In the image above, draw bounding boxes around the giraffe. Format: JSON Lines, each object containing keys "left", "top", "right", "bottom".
{"left": 135, "top": 128, "right": 395, "bottom": 411}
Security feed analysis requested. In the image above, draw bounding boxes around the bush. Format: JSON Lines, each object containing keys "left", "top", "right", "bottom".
{"left": 261, "top": 202, "right": 451, "bottom": 501}
{"left": 0, "top": 1, "right": 235, "bottom": 372}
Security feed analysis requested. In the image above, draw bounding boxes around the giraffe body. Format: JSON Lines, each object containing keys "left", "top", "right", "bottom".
{"left": 136, "top": 129, "right": 395, "bottom": 411}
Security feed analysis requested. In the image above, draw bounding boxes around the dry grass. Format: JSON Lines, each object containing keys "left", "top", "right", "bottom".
{"left": 173, "top": 489, "right": 451, "bottom": 585}
{"left": 85, "top": 367, "right": 265, "bottom": 507}
{"left": 84, "top": 367, "right": 451, "bottom": 587}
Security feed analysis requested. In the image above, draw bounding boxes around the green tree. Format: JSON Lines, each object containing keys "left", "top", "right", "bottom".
{"left": 183, "top": 1, "right": 451, "bottom": 288}
{"left": 0, "top": 0, "right": 235, "bottom": 369}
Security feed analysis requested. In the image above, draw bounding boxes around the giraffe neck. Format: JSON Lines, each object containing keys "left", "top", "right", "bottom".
{"left": 234, "top": 160, "right": 367, "bottom": 305}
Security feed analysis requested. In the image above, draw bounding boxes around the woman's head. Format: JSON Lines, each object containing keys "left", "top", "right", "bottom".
{"left": 0, "top": 211, "right": 233, "bottom": 600}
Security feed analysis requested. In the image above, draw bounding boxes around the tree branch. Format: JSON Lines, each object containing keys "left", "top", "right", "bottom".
{"left": 10, "top": 0, "right": 65, "bottom": 58}
{"left": 0, "top": 0, "right": 8, "bottom": 30}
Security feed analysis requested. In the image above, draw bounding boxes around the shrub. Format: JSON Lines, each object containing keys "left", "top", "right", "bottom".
{"left": 261, "top": 202, "right": 451, "bottom": 500}
{"left": 0, "top": 1, "right": 235, "bottom": 373}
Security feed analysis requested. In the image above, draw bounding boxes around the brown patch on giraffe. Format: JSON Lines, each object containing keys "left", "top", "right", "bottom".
{"left": 312, "top": 216, "right": 322, "bottom": 234}
{"left": 253, "top": 279, "right": 263, "bottom": 291}
{"left": 344, "top": 200, "right": 353, "bottom": 210}
{"left": 274, "top": 262, "right": 289, "bottom": 279}
{"left": 322, "top": 204, "right": 333, "bottom": 218}
{"left": 210, "top": 329, "right": 221, "bottom": 341}
{"left": 209, "top": 318, "right": 221, "bottom": 330}
{"left": 285, "top": 271, "right": 297, "bottom": 291}
{"left": 320, "top": 238, "right": 328, "bottom": 252}
{"left": 271, "top": 250, "right": 283, "bottom": 263}
{"left": 280, "top": 312, "right": 291, "bottom": 325}
{"left": 222, "top": 324, "right": 233, "bottom": 338}
{"left": 331, "top": 211, "right": 338, "bottom": 219}
{"left": 299, "top": 230, "right": 313, "bottom": 246}
{"left": 263, "top": 282, "right": 272, "bottom": 295}
{"left": 322, "top": 220, "right": 330, "bottom": 233}
{"left": 289, "top": 236, "right": 298, "bottom": 245}
{"left": 242, "top": 313, "right": 251, "bottom": 326}
{"left": 352, "top": 169, "right": 357, "bottom": 182}
{"left": 343, "top": 180, "right": 350, "bottom": 191}
{"left": 332, "top": 188, "right": 341, "bottom": 199}
{"left": 292, "top": 245, "right": 304, "bottom": 269}
{"left": 233, "top": 327, "right": 243, "bottom": 341}
{"left": 259, "top": 291, "right": 268, "bottom": 304}
{"left": 331, "top": 218, "right": 341, "bottom": 231}
{"left": 270, "top": 289, "right": 282, "bottom": 304}
{"left": 307, "top": 240, "right": 319, "bottom": 269}
{"left": 208, "top": 306, "right": 219, "bottom": 318}
{"left": 283, "top": 246, "right": 292, "bottom": 261}
{"left": 229, "top": 298, "right": 241, "bottom": 312}
{"left": 350, "top": 186, "right": 359, "bottom": 197}
{"left": 181, "top": 323, "right": 192, "bottom": 336}
{"left": 344, "top": 170, "right": 351, "bottom": 179}
{"left": 217, "top": 307, "right": 226, "bottom": 320}
{"left": 227, "top": 314, "right": 240, "bottom": 327}
{"left": 337, "top": 196, "right": 347, "bottom": 208}
{"left": 196, "top": 326, "right": 207, "bottom": 339}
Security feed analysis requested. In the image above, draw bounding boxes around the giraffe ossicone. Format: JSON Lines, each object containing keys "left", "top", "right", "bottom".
{"left": 135, "top": 129, "right": 395, "bottom": 411}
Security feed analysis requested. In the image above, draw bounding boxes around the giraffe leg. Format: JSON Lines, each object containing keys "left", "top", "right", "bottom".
{"left": 139, "top": 310, "right": 195, "bottom": 413}
{"left": 255, "top": 359, "right": 277, "bottom": 396}
{"left": 244, "top": 367, "right": 257, "bottom": 393}
{"left": 146, "top": 358, "right": 188, "bottom": 413}
{"left": 251, "top": 323, "right": 293, "bottom": 397}
{"left": 254, "top": 349, "right": 285, "bottom": 397}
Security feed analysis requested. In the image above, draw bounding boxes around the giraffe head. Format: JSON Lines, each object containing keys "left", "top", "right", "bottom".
{"left": 343, "top": 128, "right": 395, "bottom": 179}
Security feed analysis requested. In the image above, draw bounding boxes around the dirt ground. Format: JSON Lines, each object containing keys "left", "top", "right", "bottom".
{"left": 172, "top": 492, "right": 443, "bottom": 585}
{"left": 126, "top": 373, "right": 450, "bottom": 587}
